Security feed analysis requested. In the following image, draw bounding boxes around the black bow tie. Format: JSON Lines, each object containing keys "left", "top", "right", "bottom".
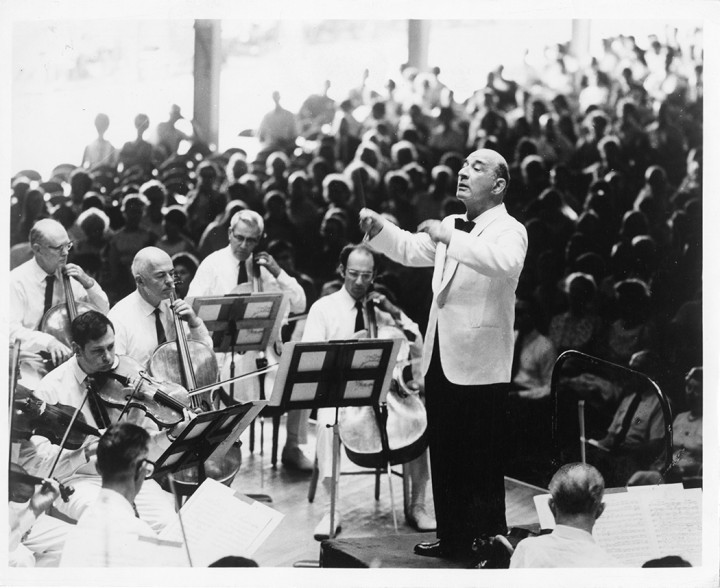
{"left": 454, "top": 218, "right": 475, "bottom": 233}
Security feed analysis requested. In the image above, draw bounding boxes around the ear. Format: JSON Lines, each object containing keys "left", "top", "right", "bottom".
{"left": 71, "top": 342, "right": 82, "bottom": 357}
{"left": 337, "top": 264, "right": 346, "bottom": 279}
{"left": 492, "top": 177, "right": 507, "bottom": 195}
{"left": 548, "top": 497, "right": 557, "bottom": 519}
{"left": 596, "top": 501, "right": 606, "bottom": 520}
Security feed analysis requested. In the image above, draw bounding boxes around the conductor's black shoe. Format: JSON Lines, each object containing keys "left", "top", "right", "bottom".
{"left": 414, "top": 539, "right": 453, "bottom": 558}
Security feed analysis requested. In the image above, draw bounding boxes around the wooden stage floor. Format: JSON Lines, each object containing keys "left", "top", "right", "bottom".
{"left": 228, "top": 414, "right": 547, "bottom": 568}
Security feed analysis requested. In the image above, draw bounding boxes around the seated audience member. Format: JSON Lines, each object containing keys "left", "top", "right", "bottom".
{"left": 629, "top": 366, "right": 703, "bottom": 486}
{"left": 548, "top": 272, "right": 603, "bottom": 355}
{"left": 588, "top": 350, "right": 666, "bottom": 485}
{"left": 197, "top": 200, "right": 247, "bottom": 260}
{"left": 510, "top": 463, "right": 622, "bottom": 568}
{"left": 156, "top": 206, "right": 196, "bottom": 258}
{"left": 511, "top": 298, "right": 557, "bottom": 399}
{"left": 172, "top": 252, "right": 200, "bottom": 300}
{"left": 60, "top": 423, "right": 170, "bottom": 567}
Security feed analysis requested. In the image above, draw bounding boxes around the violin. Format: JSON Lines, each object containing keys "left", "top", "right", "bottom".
{"left": 39, "top": 266, "right": 99, "bottom": 350}
{"left": 148, "top": 280, "right": 218, "bottom": 411}
{"left": 9, "top": 463, "right": 74, "bottom": 503}
{"left": 90, "top": 355, "right": 190, "bottom": 429}
{"left": 12, "top": 388, "right": 101, "bottom": 450}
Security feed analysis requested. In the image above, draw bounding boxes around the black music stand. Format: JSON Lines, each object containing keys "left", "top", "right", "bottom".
{"left": 269, "top": 338, "right": 401, "bottom": 541}
{"left": 154, "top": 400, "right": 267, "bottom": 505}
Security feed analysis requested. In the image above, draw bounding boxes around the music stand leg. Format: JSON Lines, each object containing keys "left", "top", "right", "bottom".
{"left": 386, "top": 460, "right": 398, "bottom": 533}
{"left": 329, "top": 408, "right": 341, "bottom": 540}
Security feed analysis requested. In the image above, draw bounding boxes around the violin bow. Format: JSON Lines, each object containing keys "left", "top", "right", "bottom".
{"left": 46, "top": 382, "right": 93, "bottom": 481}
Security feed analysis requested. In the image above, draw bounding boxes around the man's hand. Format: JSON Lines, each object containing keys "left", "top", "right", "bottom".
{"left": 417, "top": 219, "right": 451, "bottom": 244}
{"left": 63, "top": 263, "right": 95, "bottom": 289}
{"left": 46, "top": 339, "right": 72, "bottom": 365}
{"left": 359, "top": 208, "right": 385, "bottom": 239}
{"left": 171, "top": 298, "right": 201, "bottom": 328}
{"left": 29, "top": 479, "right": 61, "bottom": 517}
{"left": 254, "top": 252, "right": 281, "bottom": 278}
{"left": 367, "top": 291, "right": 401, "bottom": 322}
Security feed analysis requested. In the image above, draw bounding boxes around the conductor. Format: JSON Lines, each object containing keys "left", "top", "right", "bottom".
{"left": 360, "top": 148, "right": 527, "bottom": 566}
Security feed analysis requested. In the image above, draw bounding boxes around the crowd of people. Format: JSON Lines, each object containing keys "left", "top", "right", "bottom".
{"left": 9, "top": 28, "right": 704, "bottom": 569}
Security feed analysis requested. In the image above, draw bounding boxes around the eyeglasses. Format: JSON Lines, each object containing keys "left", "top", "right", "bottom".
{"left": 43, "top": 241, "right": 74, "bottom": 253}
{"left": 345, "top": 269, "right": 374, "bottom": 282}
{"left": 229, "top": 232, "right": 260, "bottom": 246}
{"left": 138, "top": 458, "right": 156, "bottom": 480}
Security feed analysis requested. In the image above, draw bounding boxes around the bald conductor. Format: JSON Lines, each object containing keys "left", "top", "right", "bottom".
{"left": 360, "top": 148, "right": 528, "bottom": 565}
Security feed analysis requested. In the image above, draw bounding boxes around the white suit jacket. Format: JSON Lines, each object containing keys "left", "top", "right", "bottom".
{"left": 368, "top": 203, "right": 527, "bottom": 385}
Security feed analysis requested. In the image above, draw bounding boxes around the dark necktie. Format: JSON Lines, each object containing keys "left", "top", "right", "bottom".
{"left": 84, "top": 375, "right": 111, "bottom": 430}
{"left": 613, "top": 392, "right": 644, "bottom": 449}
{"left": 455, "top": 218, "right": 475, "bottom": 233}
{"left": 237, "top": 260, "right": 248, "bottom": 284}
{"left": 154, "top": 307, "right": 166, "bottom": 345}
{"left": 43, "top": 275, "right": 56, "bottom": 315}
{"left": 354, "top": 299, "right": 365, "bottom": 333}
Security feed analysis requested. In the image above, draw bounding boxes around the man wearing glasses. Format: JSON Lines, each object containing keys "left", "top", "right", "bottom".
{"left": 60, "top": 423, "right": 164, "bottom": 566}
{"left": 10, "top": 218, "right": 110, "bottom": 367}
{"left": 302, "top": 243, "right": 434, "bottom": 539}
{"left": 21, "top": 311, "right": 186, "bottom": 533}
{"left": 187, "top": 210, "right": 310, "bottom": 471}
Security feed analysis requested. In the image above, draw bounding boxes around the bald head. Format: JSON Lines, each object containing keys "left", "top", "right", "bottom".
{"left": 132, "top": 247, "right": 172, "bottom": 279}
{"left": 457, "top": 149, "right": 510, "bottom": 218}
{"left": 132, "top": 247, "right": 176, "bottom": 306}
{"left": 29, "top": 218, "right": 68, "bottom": 247}
{"left": 549, "top": 463, "right": 605, "bottom": 518}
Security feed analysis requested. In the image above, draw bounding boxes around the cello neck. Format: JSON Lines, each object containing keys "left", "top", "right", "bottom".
{"left": 363, "top": 296, "right": 378, "bottom": 339}
{"left": 169, "top": 289, "right": 199, "bottom": 407}
{"left": 61, "top": 268, "right": 78, "bottom": 320}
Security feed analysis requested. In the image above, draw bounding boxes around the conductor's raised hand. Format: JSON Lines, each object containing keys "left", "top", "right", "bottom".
{"left": 417, "top": 219, "right": 451, "bottom": 244}
{"left": 359, "top": 208, "right": 385, "bottom": 239}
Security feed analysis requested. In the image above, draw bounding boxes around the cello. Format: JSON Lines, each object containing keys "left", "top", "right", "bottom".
{"left": 40, "top": 266, "right": 99, "bottom": 349}
{"left": 147, "top": 280, "right": 241, "bottom": 492}
{"left": 338, "top": 295, "right": 428, "bottom": 468}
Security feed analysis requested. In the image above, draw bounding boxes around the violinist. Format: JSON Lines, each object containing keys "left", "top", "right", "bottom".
{"left": 9, "top": 475, "right": 69, "bottom": 567}
{"left": 10, "top": 218, "right": 110, "bottom": 366}
{"left": 107, "top": 247, "right": 213, "bottom": 367}
{"left": 23, "top": 311, "right": 184, "bottom": 531}
{"left": 60, "top": 423, "right": 170, "bottom": 567}
{"left": 302, "top": 243, "right": 435, "bottom": 539}
{"left": 187, "top": 210, "right": 311, "bottom": 471}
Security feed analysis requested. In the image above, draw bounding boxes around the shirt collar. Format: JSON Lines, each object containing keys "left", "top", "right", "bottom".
{"left": 338, "top": 285, "right": 361, "bottom": 309}
{"left": 69, "top": 355, "right": 90, "bottom": 385}
{"left": 553, "top": 524, "right": 597, "bottom": 543}
{"left": 464, "top": 202, "right": 506, "bottom": 224}
{"left": 29, "top": 256, "right": 57, "bottom": 281}
{"left": 133, "top": 290, "right": 165, "bottom": 317}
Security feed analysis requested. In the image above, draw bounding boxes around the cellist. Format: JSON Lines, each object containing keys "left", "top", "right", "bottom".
{"left": 302, "top": 243, "right": 435, "bottom": 540}
{"left": 107, "top": 247, "right": 213, "bottom": 367}
{"left": 10, "top": 219, "right": 110, "bottom": 367}
{"left": 186, "top": 210, "right": 311, "bottom": 472}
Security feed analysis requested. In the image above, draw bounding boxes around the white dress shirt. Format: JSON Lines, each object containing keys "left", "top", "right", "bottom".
{"left": 510, "top": 524, "right": 622, "bottom": 568}
{"left": 10, "top": 257, "right": 110, "bottom": 355}
{"left": 60, "top": 488, "right": 158, "bottom": 567}
{"left": 187, "top": 245, "right": 306, "bottom": 314}
{"left": 302, "top": 286, "right": 422, "bottom": 479}
{"left": 108, "top": 290, "right": 213, "bottom": 368}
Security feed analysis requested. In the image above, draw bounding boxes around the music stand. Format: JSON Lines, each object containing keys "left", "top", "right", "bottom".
{"left": 190, "top": 292, "right": 288, "bottom": 480}
{"left": 270, "top": 338, "right": 402, "bottom": 540}
{"left": 154, "top": 400, "right": 267, "bottom": 503}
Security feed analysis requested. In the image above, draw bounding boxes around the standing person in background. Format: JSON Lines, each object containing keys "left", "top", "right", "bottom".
{"left": 81, "top": 113, "right": 118, "bottom": 170}
{"left": 360, "top": 148, "right": 527, "bottom": 567}
{"left": 258, "top": 91, "right": 298, "bottom": 155}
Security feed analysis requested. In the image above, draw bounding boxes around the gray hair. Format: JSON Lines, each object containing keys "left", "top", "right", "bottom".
{"left": 549, "top": 463, "right": 605, "bottom": 515}
{"left": 230, "top": 209, "right": 264, "bottom": 235}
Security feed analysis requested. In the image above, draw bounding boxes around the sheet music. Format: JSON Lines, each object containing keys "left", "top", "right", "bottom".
{"left": 159, "top": 479, "right": 284, "bottom": 567}
{"left": 245, "top": 301, "right": 273, "bottom": 319}
{"left": 534, "top": 488, "right": 703, "bottom": 567}
{"left": 196, "top": 302, "right": 223, "bottom": 322}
